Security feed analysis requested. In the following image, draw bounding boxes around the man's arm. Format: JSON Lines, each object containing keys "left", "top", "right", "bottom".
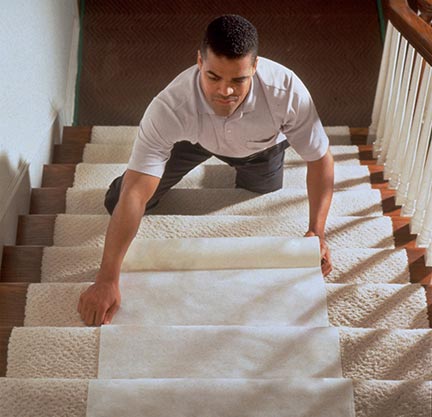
{"left": 305, "top": 148, "right": 334, "bottom": 276}
{"left": 77, "top": 169, "right": 160, "bottom": 326}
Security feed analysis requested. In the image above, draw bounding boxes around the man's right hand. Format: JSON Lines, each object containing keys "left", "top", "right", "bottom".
{"left": 77, "top": 279, "right": 121, "bottom": 326}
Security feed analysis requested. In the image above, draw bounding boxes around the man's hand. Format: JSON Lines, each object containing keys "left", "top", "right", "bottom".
{"left": 78, "top": 279, "right": 121, "bottom": 326}
{"left": 304, "top": 231, "right": 332, "bottom": 276}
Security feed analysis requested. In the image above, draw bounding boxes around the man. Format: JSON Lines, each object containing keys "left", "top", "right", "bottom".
{"left": 78, "top": 14, "right": 334, "bottom": 326}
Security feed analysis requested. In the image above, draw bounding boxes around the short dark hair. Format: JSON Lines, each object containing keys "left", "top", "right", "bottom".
{"left": 200, "top": 15, "right": 258, "bottom": 61}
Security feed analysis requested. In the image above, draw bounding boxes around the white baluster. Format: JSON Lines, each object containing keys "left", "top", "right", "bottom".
{"left": 410, "top": 129, "right": 432, "bottom": 234}
{"left": 416, "top": 189, "right": 432, "bottom": 247}
{"left": 369, "top": 22, "right": 397, "bottom": 144}
{"left": 374, "top": 26, "right": 401, "bottom": 157}
{"left": 402, "top": 74, "right": 432, "bottom": 217}
{"left": 377, "top": 36, "right": 408, "bottom": 165}
{"left": 388, "top": 48, "right": 422, "bottom": 189}
{"left": 397, "top": 62, "right": 431, "bottom": 206}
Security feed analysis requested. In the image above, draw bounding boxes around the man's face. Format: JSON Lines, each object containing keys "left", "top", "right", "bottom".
{"left": 197, "top": 48, "right": 258, "bottom": 117}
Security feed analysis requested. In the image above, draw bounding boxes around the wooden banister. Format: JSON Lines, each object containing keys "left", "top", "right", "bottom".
{"left": 385, "top": 0, "right": 432, "bottom": 65}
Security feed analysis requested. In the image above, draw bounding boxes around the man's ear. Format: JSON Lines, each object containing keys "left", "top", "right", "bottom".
{"left": 197, "top": 50, "right": 203, "bottom": 69}
{"left": 252, "top": 56, "right": 258, "bottom": 75}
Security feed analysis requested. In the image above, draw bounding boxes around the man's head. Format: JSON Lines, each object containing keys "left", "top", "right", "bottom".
{"left": 198, "top": 15, "right": 259, "bottom": 117}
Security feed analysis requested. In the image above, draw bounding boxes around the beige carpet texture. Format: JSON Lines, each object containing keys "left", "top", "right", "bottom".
{"left": 4, "top": 118, "right": 431, "bottom": 416}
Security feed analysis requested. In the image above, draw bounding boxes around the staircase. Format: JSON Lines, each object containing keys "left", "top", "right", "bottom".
{"left": 0, "top": 125, "right": 431, "bottom": 416}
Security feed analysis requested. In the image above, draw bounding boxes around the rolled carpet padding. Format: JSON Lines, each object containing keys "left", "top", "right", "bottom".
{"left": 23, "top": 281, "right": 428, "bottom": 328}
{"left": 40, "top": 247, "right": 410, "bottom": 284}
{"left": 90, "top": 125, "right": 352, "bottom": 145}
{"left": 7, "top": 327, "right": 432, "bottom": 380}
{"left": 25, "top": 268, "right": 330, "bottom": 327}
{"left": 122, "top": 236, "right": 321, "bottom": 271}
{"left": 1, "top": 378, "right": 430, "bottom": 417}
{"left": 53, "top": 214, "right": 395, "bottom": 249}
{"left": 82, "top": 143, "right": 361, "bottom": 165}
{"left": 72, "top": 163, "right": 372, "bottom": 190}
{"left": 65, "top": 188, "right": 383, "bottom": 216}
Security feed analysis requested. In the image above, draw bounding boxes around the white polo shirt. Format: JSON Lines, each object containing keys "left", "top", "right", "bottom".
{"left": 128, "top": 57, "right": 329, "bottom": 178}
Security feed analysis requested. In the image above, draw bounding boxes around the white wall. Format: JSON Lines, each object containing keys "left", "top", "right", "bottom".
{"left": 0, "top": 0, "right": 79, "bottom": 257}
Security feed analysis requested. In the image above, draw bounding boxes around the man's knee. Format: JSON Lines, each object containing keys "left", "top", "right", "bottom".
{"left": 104, "top": 173, "right": 125, "bottom": 215}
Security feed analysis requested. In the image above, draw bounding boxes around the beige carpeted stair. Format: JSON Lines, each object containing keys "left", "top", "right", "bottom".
{"left": 2, "top": 126, "right": 431, "bottom": 416}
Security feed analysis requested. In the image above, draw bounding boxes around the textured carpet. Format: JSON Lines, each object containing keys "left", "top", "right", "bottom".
{"left": 72, "top": 163, "right": 372, "bottom": 190}
{"left": 65, "top": 188, "right": 383, "bottom": 216}
{"left": 52, "top": 214, "right": 395, "bottom": 248}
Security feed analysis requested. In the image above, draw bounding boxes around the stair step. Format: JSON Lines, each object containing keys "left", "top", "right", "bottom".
{"left": 0, "top": 327, "right": 13, "bottom": 377}
{"left": 41, "top": 164, "right": 76, "bottom": 188}
{"left": 0, "top": 283, "right": 28, "bottom": 326}
{"left": 16, "top": 215, "right": 56, "bottom": 246}
{"left": 30, "top": 188, "right": 67, "bottom": 214}
{"left": 30, "top": 187, "right": 391, "bottom": 216}
{"left": 53, "top": 143, "right": 85, "bottom": 164}
{"left": 62, "top": 126, "right": 91, "bottom": 145}
{"left": 1, "top": 246, "right": 43, "bottom": 282}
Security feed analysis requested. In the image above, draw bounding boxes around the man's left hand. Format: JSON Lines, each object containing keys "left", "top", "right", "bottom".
{"left": 304, "top": 231, "right": 333, "bottom": 276}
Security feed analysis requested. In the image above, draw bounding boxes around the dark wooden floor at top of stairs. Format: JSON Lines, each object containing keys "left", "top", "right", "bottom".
{"left": 78, "top": 0, "right": 382, "bottom": 127}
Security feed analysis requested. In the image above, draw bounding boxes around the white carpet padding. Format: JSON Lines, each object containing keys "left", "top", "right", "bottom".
{"left": 24, "top": 281, "right": 428, "bottom": 328}
{"left": 41, "top": 247, "right": 410, "bottom": 284}
{"left": 90, "top": 125, "right": 352, "bottom": 146}
{"left": 72, "top": 163, "right": 372, "bottom": 190}
{"left": 25, "top": 269, "right": 329, "bottom": 327}
{"left": 97, "top": 326, "right": 342, "bottom": 379}
{"left": 82, "top": 144, "right": 361, "bottom": 165}
{"left": 86, "top": 378, "right": 356, "bottom": 417}
{"left": 7, "top": 327, "right": 431, "bottom": 380}
{"left": 53, "top": 214, "right": 395, "bottom": 248}
{"left": 65, "top": 188, "right": 383, "bottom": 216}
{"left": 122, "top": 237, "right": 320, "bottom": 271}
{"left": 1, "top": 378, "right": 430, "bottom": 417}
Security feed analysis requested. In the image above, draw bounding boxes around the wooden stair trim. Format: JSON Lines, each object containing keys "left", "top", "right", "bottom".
{"left": 41, "top": 164, "right": 76, "bottom": 188}
{"left": 53, "top": 143, "right": 85, "bottom": 164}
{"left": 30, "top": 188, "right": 67, "bottom": 214}
{"left": 0, "top": 283, "right": 28, "bottom": 327}
{"left": 0, "top": 327, "right": 13, "bottom": 377}
{"left": 16, "top": 215, "right": 56, "bottom": 246}
{"left": 62, "top": 126, "right": 92, "bottom": 145}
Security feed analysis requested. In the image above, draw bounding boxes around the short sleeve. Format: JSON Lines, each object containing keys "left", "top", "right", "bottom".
{"left": 128, "top": 98, "right": 182, "bottom": 178}
{"left": 281, "top": 73, "right": 329, "bottom": 161}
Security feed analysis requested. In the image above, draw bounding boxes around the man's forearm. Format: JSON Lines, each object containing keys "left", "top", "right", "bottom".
{"left": 97, "top": 170, "right": 160, "bottom": 284}
{"left": 306, "top": 149, "right": 334, "bottom": 238}
{"left": 97, "top": 194, "right": 146, "bottom": 283}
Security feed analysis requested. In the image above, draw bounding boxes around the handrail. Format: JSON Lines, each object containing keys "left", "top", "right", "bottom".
{"left": 385, "top": 0, "right": 432, "bottom": 65}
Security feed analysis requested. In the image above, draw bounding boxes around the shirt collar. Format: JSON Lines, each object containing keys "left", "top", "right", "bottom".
{"left": 196, "top": 69, "right": 257, "bottom": 116}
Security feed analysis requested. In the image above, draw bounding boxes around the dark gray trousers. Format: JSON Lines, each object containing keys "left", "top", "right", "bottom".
{"left": 104, "top": 140, "right": 289, "bottom": 215}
